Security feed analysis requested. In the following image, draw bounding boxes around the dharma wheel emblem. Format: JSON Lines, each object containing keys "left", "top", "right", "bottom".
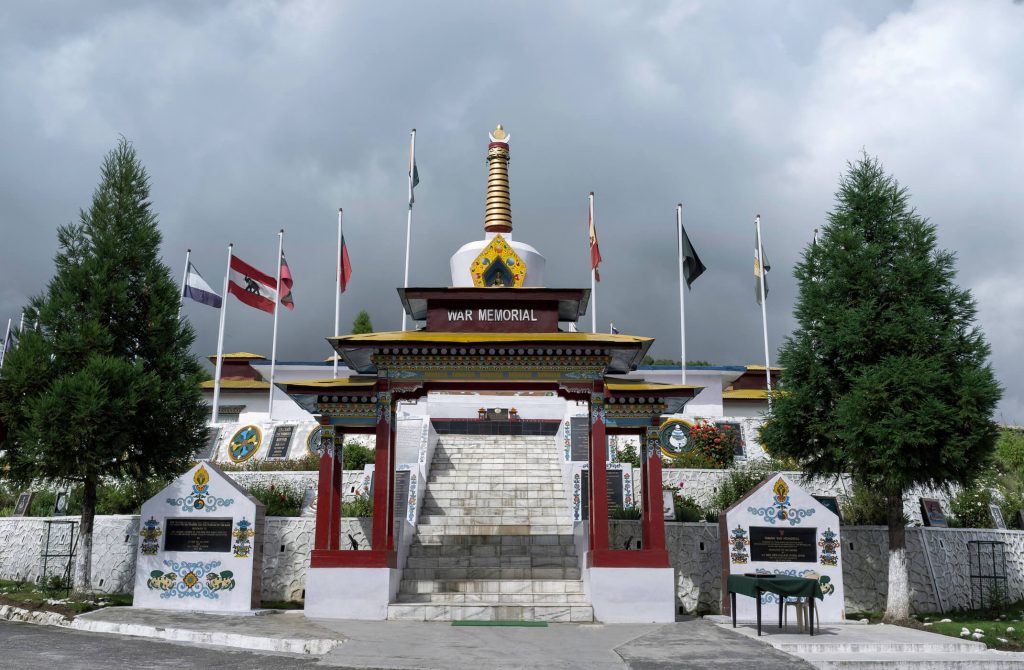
{"left": 228, "top": 425, "right": 262, "bottom": 462}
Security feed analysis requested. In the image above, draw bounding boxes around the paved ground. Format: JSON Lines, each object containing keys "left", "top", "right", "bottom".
{"left": 0, "top": 617, "right": 814, "bottom": 669}
{"left": 0, "top": 621, "right": 322, "bottom": 669}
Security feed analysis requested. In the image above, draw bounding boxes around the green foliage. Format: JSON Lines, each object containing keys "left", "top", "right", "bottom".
{"left": 669, "top": 421, "right": 740, "bottom": 470}
{"left": 351, "top": 310, "right": 374, "bottom": 335}
{"left": 761, "top": 153, "right": 1001, "bottom": 500}
{"left": 216, "top": 453, "right": 320, "bottom": 472}
{"left": 995, "top": 427, "right": 1024, "bottom": 478}
{"left": 341, "top": 494, "right": 373, "bottom": 517}
{"left": 343, "top": 443, "right": 376, "bottom": 470}
{"left": 708, "top": 461, "right": 778, "bottom": 515}
{"left": 674, "top": 495, "right": 707, "bottom": 522}
{"left": 949, "top": 485, "right": 996, "bottom": 529}
{"left": 609, "top": 505, "right": 642, "bottom": 519}
{"left": 840, "top": 481, "right": 891, "bottom": 525}
{"left": 616, "top": 442, "right": 640, "bottom": 468}
{"left": 246, "top": 483, "right": 303, "bottom": 517}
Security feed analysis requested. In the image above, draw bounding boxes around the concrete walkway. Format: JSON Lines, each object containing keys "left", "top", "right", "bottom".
{"left": 706, "top": 616, "right": 1024, "bottom": 669}
{"left": 68, "top": 608, "right": 811, "bottom": 669}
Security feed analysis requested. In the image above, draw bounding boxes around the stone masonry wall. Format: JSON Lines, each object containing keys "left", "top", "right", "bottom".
{"left": 608, "top": 520, "right": 1024, "bottom": 615}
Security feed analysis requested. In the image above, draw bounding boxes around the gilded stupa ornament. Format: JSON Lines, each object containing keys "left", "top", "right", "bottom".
{"left": 470, "top": 234, "right": 525, "bottom": 287}
{"left": 484, "top": 123, "right": 512, "bottom": 234}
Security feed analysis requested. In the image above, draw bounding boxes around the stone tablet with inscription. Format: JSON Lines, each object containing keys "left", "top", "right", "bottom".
{"left": 133, "top": 462, "right": 265, "bottom": 611}
{"left": 719, "top": 473, "right": 845, "bottom": 623}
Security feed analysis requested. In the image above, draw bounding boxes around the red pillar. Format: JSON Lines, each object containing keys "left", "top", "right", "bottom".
{"left": 588, "top": 389, "right": 610, "bottom": 556}
{"left": 386, "top": 413, "right": 397, "bottom": 552}
{"left": 313, "top": 425, "right": 337, "bottom": 552}
{"left": 642, "top": 426, "right": 667, "bottom": 554}
{"left": 330, "top": 429, "right": 344, "bottom": 550}
{"left": 371, "top": 390, "right": 392, "bottom": 553}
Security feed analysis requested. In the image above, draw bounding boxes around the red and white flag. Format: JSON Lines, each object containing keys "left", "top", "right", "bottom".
{"left": 228, "top": 254, "right": 278, "bottom": 314}
{"left": 279, "top": 251, "right": 295, "bottom": 310}
{"left": 588, "top": 192, "right": 602, "bottom": 281}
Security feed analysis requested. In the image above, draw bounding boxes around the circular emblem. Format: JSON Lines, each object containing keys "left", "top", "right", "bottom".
{"left": 306, "top": 426, "right": 323, "bottom": 457}
{"left": 228, "top": 425, "right": 262, "bottom": 462}
{"left": 658, "top": 419, "right": 695, "bottom": 459}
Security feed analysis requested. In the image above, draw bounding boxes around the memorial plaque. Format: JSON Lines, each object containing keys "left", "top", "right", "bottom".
{"left": 813, "top": 495, "right": 842, "bottom": 522}
{"left": 52, "top": 491, "right": 69, "bottom": 515}
{"left": 920, "top": 497, "right": 948, "bottom": 528}
{"left": 393, "top": 470, "right": 411, "bottom": 521}
{"left": 195, "top": 428, "right": 220, "bottom": 461}
{"left": 164, "top": 518, "right": 233, "bottom": 553}
{"left": 13, "top": 492, "right": 32, "bottom": 517}
{"left": 580, "top": 469, "right": 624, "bottom": 519}
{"left": 749, "top": 526, "right": 817, "bottom": 563}
{"left": 570, "top": 416, "right": 590, "bottom": 461}
{"left": 266, "top": 425, "right": 295, "bottom": 459}
{"left": 663, "top": 490, "right": 676, "bottom": 520}
{"left": 990, "top": 503, "right": 1007, "bottom": 530}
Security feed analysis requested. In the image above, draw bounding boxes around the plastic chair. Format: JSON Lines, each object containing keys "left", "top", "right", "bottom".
{"left": 783, "top": 596, "right": 808, "bottom": 631}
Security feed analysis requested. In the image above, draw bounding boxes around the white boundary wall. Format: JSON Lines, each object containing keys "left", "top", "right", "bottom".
{"left": 3, "top": 515, "right": 1021, "bottom": 615}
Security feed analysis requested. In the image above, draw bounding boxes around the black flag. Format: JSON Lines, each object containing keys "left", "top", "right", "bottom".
{"left": 679, "top": 221, "right": 706, "bottom": 288}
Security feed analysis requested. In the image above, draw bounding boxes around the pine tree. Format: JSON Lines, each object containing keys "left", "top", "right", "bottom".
{"left": 761, "top": 155, "right": 1001, "bottom": 622}
{"left": 0, "top": 139, "right": 207, "bottom": 597}
{"left": 352, "top": 310, "right": 374, "bottom": 334}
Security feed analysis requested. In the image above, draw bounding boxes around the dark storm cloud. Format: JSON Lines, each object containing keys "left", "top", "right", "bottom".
{"left": 1, "top": 0, "right": 1022, "bottom": 422}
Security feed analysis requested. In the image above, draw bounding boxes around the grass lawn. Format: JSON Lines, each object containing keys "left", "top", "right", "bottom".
{"left": 850, "top": 605, "right": 1024, "bottom": 652}
{"left": 0, "top": 578, "right": 132, "bottom": 617}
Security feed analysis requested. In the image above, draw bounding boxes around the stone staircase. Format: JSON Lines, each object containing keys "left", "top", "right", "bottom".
{"left": 387, "top": 434, "right": 594, "bottom": 622}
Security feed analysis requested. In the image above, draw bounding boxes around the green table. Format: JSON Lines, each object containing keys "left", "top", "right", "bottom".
{"left": 727, "top": 574, "right": 824, "bottom": 636}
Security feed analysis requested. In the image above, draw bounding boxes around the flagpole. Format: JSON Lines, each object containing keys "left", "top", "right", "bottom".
{"left": 0, "top": 318, "right": 11, "bottom": 369}
{"left": 402, "top": 128, "right": 416, "bottom": 332}
{"left": 268, "top": 229, "right": 284, "bottom": 421}
{"left": 589, "top": 192, "right": 597, "bottom": 333}
{"left": 178, "top": 249, "right": 191, "bottom": 320}
{"left": 211, "top": 244, "right": 233, "bottom": 424}
{"left": 334, "top": 208, "right": 342, "bottom": 379}
{"left": 755, "top": 214, "right": 772, "bottom": 407}
{"left": 677, "top": 203, "right": 687, "bottom": 386}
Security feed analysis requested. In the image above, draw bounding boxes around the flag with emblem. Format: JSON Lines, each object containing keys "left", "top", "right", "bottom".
{"left": 227, "top": 254, "right": 278, "bottom": 314}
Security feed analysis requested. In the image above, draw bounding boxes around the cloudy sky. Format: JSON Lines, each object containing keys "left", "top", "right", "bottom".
{"left": 1, "top": 1, "right": 1022, "bottom": 423}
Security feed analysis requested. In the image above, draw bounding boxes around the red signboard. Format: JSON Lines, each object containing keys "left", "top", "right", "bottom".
{"left": 426, "top": 301, "right": 560, "bottom": 332}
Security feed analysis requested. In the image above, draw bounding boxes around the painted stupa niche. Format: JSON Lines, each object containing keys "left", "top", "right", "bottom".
{"left": 470, "top": 234, "right": 526, "bottom": 287}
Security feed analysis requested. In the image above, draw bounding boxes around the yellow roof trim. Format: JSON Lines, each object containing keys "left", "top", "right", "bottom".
{"left": 279, "top": 377, "right": 378, "bottom": 389}
{"left": 605, "top": 381, "right": 701, "bottom": 393}
{"left": 723, "top": 389, "right": 769, "bottom": 400}
{"left": 745, "top": 364, "right": 782, "bottom": 372}
{"left": 200, "top": 380, "right": 270, "bottom": 390}
{"left": 207, "top": 352, "right": 267, "bottom": 360}
{"left": 331, "top": 331, "right": 651, "bottom": 345}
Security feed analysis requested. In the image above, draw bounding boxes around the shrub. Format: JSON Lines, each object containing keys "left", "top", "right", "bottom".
{"left": 617, "top": 443, "right": 641, "bottom": 468}
{"left": 609, "top": 505, "right": 642, "bottom": 519}
{"left": 675, "top": 495, "right": 705, "bottom": 522}
{"left": 669, "top": 421, "right": 740, "bottom": 469}
{"left": 341, "top": 494, "right": 373, "bottom": 517}
{"left": 246, "top": 483, "right": 303, "bottom": 517}
{"left": 343, "top": 443, "right": 376, "bottom": 471}
{"left": 950, "top": 486, "right": 996, "bottom": 529}
{"left": 216, "top": 452, "right": 320, "bottom": 472}
{"left": 708, "top": 461, "right": 776, "bottom": 515}
{"left": 841, "top": 481, "right": 890, "bottom": 525}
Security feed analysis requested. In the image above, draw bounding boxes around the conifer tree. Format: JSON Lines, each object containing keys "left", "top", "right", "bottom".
{"left": 0, "top": 139, "right": 207, "bottom": 596}
{"left": 761, "top": 154, "right": 1001, "bottom": 622}
{"left": 352, "top": 309, "right": 374, "bottom": 334}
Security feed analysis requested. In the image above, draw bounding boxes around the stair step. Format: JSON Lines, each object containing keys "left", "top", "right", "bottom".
{"left": 402, "top": 568, "right": 583, "bottom": 581}
{"left": 398, "top": 579, "right": 585, "bottom": 595}
{"left": 415, "top": 524, "right": 570, "bottom": 535}
{"left": 405, "top": 555, "right": 579, "bottom": 569}
{"left": 387, "top": 603, "right": 593, "bottom": 623}
{"left": 395, "top": 592, "right": 589, "bottom": 605}
{"left": 413, "top": 534, "right": 576, "bottom": 547}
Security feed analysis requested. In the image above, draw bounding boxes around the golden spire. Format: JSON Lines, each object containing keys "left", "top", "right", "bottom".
{"left": 484, "top": 124, "right": 512, "bottom": 234}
